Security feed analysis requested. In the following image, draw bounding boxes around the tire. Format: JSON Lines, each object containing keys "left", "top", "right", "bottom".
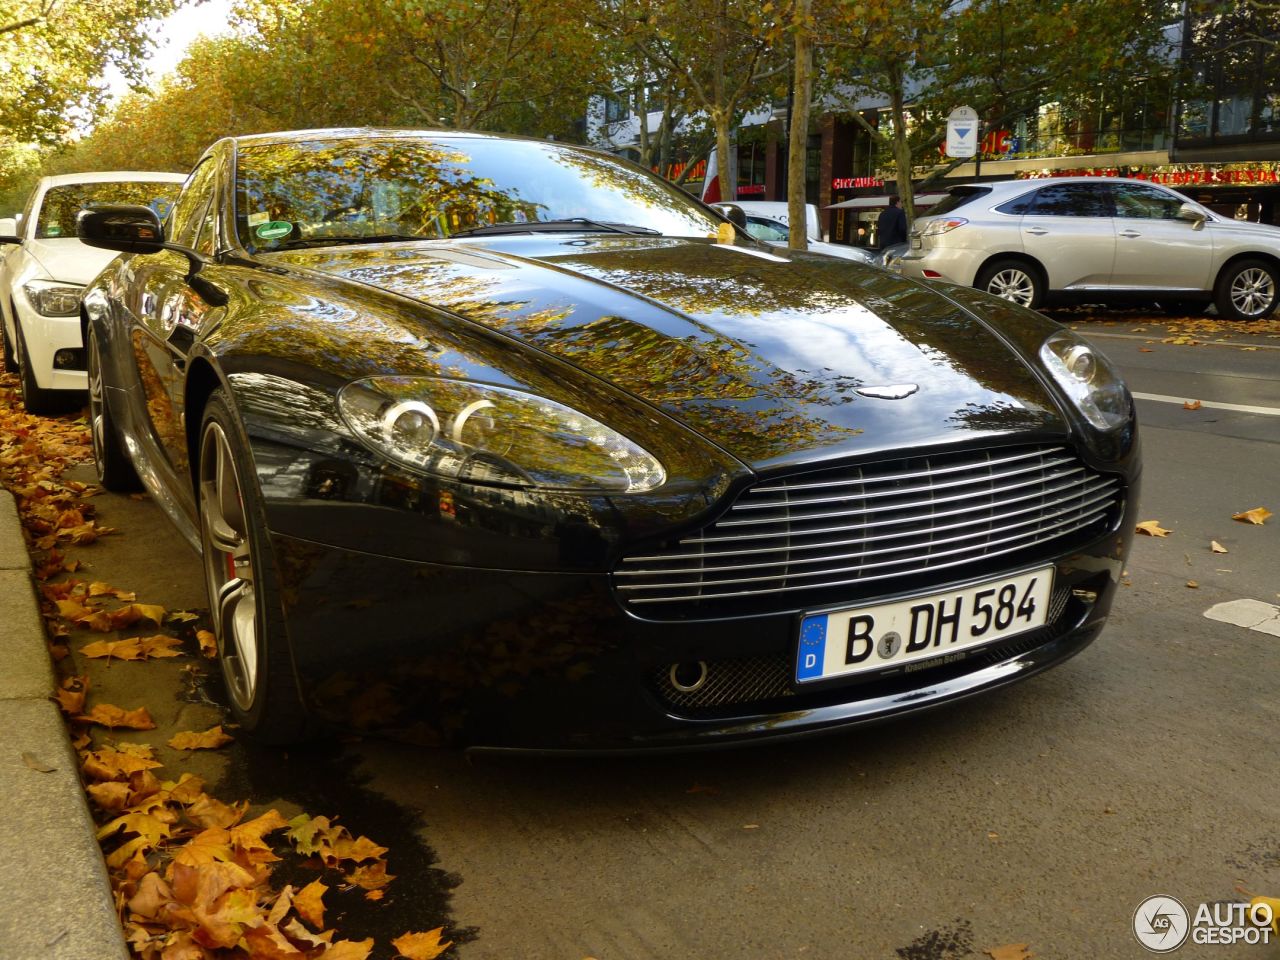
{"left": 198, "top": 389, "right": 310, "bottom": 743}
{"left": 86, "top": 328, "right": 140, "bottom": 491}
{"left": 14, "top": 319, "right": 68, "bottom": 415}
{"left": 975, "top": 259, "right": 1045, "bottom": 310}
{"left": 1, "top": 318, "right": 14, "bottom": 373}
{"left": 1214, "top": 258, "right": 1279, "bottom": 321}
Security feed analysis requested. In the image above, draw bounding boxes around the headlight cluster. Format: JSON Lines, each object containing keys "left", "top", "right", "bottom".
{"left": 338, "top": 376, "right": 666, "bottom": 493}
{"left": 1039, "top": 329, "right": 1131, "bottom": 431}
{"left": 23, "top": 280, "right": 83, "bottom": 317}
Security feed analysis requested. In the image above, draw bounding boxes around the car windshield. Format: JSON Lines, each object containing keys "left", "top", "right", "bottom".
{"left": 234, "top": 135, "right": 725, "bottom": 252}
{"left": 35, "top": 181, "right": 180, "bottom": 239}
{"left": 744, "top": 216, "right": 790, "bottom": 242}
{"left": 927, "top": 186, "right": 992, "bottom": 218}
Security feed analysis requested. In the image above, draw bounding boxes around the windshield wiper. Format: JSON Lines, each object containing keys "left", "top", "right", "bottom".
{"left": 449, "top": 218, "right": 661, "bottom": 238}
{"left": 274, "top": 234, "right": 428, "bottom": 250}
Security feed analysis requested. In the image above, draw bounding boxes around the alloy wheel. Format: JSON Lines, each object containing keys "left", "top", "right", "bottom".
{"left": 199, "top": 420, "right": 259, "bottom": 711}
{"left": 87, "top": 335, "right": 107, "bottom": 469}
{"left": 986, "top": 268, "right": 1036, "bottom": 307}
{"left": 1229, "top": 266, "right": 1275, "bottom": 318}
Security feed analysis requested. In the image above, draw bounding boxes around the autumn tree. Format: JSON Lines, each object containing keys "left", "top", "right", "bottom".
{"left": 0, "top": 0, "right": 186, "bottom": 143}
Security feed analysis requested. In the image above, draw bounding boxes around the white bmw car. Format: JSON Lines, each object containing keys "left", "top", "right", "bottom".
{"left": 0, "top": 171, "right": 185, "bottom": 413}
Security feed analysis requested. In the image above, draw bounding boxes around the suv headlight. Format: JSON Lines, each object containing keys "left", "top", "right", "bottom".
{"left": 1039, "top": 329, "right": 1131, "bottom": 431}
{"left": 22, "top": 280, "right": 84, "bottom": 317}
{"left": 338, "top": 376, "right": 666, "bottom": 493}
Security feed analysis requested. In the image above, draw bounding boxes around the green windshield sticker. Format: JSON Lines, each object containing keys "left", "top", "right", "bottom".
{"left": 256, "top": 221, "right": 293, "bottom": 241}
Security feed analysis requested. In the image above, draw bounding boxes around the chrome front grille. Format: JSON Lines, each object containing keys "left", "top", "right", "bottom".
{"left": 616, "top": 445, "right": 1120, "bottom": 615}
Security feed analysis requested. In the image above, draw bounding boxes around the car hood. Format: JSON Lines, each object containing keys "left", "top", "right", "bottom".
{"left": 1208, "top": 217, "right": 1280, "bottom": 242}
{"left": 23, "top": 238, "right": 121, "bottom": 284}
{"left": 268, "top": 235, "right": 1069, "bottom": 472}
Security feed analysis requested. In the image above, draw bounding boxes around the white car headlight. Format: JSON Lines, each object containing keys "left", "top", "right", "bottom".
{"left": 22, "top": 280, "right": 84, "bottom": 317}
{"left": 338, "top": 376, "right": 666, "bottom": 493}
{"left": 1039, "top": 329, "right": 1131, "bottom": 431}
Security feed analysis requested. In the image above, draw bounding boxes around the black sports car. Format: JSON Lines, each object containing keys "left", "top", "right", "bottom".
{"left": 78, "top": 128, "right": 1140, "bottom": 749}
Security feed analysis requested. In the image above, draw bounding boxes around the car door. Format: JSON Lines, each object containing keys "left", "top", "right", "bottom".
{"left": 1109, "top": 182, "right": 1214, "bottom": 291}
{"left": 1018, "top": 182, "right": 1116, "bottom": 291}
{"left": 128, "top": 158, "right": 221, "bottom": 489}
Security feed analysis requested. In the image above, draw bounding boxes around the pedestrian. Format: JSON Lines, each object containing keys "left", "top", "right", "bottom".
{"left": 877, "top": 195, "right": 908, "bottom": 249}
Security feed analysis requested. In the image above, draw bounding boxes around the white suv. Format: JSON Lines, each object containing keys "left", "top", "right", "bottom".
{"left": 893, "top": 176, "right": 1280, "bottom": 321}
{"left": 0, "top": 171, "right": 186, "bottom": 412}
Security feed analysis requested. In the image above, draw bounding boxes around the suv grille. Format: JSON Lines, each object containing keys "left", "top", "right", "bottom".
{"left": 616, "top": 444, "right": 1120, "bottom": 616}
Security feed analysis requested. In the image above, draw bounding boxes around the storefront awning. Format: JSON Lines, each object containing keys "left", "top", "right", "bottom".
{"left": 826, "top": 193, "right": 948, "bottom": 210}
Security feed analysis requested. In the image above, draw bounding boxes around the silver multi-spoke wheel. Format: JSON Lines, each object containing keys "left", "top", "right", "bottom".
{"left": 976, "top": 259, "right": 1044, "bottom": 310}
{"left": 88, "top": 334, "right": 107, "bottom": 465}
{"left": 200, "top": 419, "right": 260, "bottom": 712}
{"left": 986, "top": 268, "right": 1036, "bottom": 306}
{"left": 1216, "top": 259, "right": 1280, "bottom": 321}
{"left": 1229, "top": 267, "right": 1275, "bottom": 318}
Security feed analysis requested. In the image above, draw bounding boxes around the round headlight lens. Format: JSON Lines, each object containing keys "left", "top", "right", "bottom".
{"left": 1039, "top": 330, "right": 1130, "bottom": 432}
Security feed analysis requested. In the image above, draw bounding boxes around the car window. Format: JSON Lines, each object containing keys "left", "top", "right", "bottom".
{"left": 928, "top": 186, "right": 992, "bottom": 217}
{"left": 1112, "top": 183, "right": 1185, "bottom": 220}
{"left": 33, "top": 181, "right": 182, "bottom": 240}
{"left": 744, "top": 217, "right": 790, "bottom": 242}
{"left": 168, "top": 160, "right": 219, "bottom": 249}
{"left": 994, "top": 191, "right": 1038, "bottom": 215}
{"left": 1026, "top": 183, "right": 1113, "bottom": 217}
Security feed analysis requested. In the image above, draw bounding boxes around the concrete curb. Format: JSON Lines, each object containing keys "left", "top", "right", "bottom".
{"left": 0, "top": 489, "right": 129, "bottom": 960}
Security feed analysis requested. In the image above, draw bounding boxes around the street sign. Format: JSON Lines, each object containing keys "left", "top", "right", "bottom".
{"left": 946, "top": 105, "right": 979, "bottom": 159}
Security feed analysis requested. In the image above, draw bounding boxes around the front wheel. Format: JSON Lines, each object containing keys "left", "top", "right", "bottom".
{"left": 86, "top": 329, "right": 140, "bottom": 491}
{"left": 975, "top": 259, "right": 1045, "bottom": 310}
{"left": 198, "top": 390, "right": 309, "bottom": 743}
{"left": 1214, "top": 259, "right": 1279, "bottom": 321}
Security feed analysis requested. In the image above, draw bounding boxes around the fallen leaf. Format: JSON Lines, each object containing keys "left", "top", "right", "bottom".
{"left": 1251, "top": 896, "right": 1280, "bottom": 935}
{"left": 186, "top": 795, "right": 248, "bottom": 830}
{"left": 986, "top": 945, "right": 1034, "bottom": 960}
{"left": 75, "top": 703, "right": 156, "bottom": 730}
{"left": 1233, "top": 507, "right": 1273, "bottom": 525}
{"left": 293, "top": 879, "right": 328, "bottom": 929}
{"left": 1138, "top": 347, "right": 1154, "bottom": 352}
{"left": 345, "top": 860, "right": 395, "bottom": 890}
{"left": 21, "top": 751, "right": 56, "bottom": 773}
{"left": 320, "top": 940, "right": 375, "bottom": 960}
{"left": 54, "top": 674, "right": 88, "bottom": 715}
{"left": 1182, "top": 399, "right": 1202, "bottom": 410}
{"left": 1186, "top": 580, "right": 1198, "bottom": 589}
{"left": 1211, "top": 540, "right": 1228, "bottom": 554}
{"left": 82, "top": 744, "right": 162, "bottom": 781}
{"left": 196, "top": 629, "right": 217, "bottom": 658}
{"left": 168, "top": 726, "right": 234, "bottom": 751}
{"left": 392, "top": 929, "right": 453, "bottom": 960}
{"left": 1135, "top": 520, "right": 1172, "bottom": 538}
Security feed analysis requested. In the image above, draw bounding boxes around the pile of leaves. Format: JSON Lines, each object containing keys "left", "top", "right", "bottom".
{"left": 0, "top": 373, "right": 451, "bottom": 959}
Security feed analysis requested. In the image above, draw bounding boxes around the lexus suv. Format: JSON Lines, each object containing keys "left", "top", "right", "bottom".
{"left": 893, "top": 176, "right": 1280, "bottom": 321}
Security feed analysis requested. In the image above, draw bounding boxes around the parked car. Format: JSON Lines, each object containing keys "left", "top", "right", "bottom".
{"left": 893, "top": 176, "right": 1280, "bottom": 320}
{"left": 78, "top": 129, "right": 1139, "bottom": 748}
{"left": 0, "top": 171, "right": 186, "bottom": 412}
{"left": 717, "top": 200, "right": 880, "bottom": 265}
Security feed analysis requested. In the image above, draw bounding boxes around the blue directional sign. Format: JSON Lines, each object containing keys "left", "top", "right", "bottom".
{"left": 946, "top": 106, "right": 979, "bottom": 158}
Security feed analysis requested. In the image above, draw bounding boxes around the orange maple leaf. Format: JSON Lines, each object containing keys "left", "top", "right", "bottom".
{"left": 75, "top": 703, "right": 157, "bottom": 730}
{"left": 168, "top": 726, "right": 234, "bottom": 751}
{"left": 392, "top": 928, "right": 453, "bottom": 960}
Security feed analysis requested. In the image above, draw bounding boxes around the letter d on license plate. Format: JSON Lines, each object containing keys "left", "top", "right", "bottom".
{"left": 795, "top": 567, "right": 1054, "bottom": 683}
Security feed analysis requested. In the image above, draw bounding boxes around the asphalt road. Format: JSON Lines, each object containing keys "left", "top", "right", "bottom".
{"left": 61, "top": 311, "right": 1280, "bottom": 960}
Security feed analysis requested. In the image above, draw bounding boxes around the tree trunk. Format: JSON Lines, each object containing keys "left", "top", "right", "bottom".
{"left": 714, "top": 111, "right": 734, "bottom": 202}
{"left": 787, "top": 0, "right": 813, "bottom": 251}
{"left": 889, "top": 63, "right": 915, "bottom": 222}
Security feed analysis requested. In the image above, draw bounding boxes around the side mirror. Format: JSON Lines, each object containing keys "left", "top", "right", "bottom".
{"left": 0, "top": 217, "right": 19, "bottom": 243}
{"left": 77, "top": 204, "right": 165, "bottom": 253}
{"left": 1177, "top": 202, "right": 1207, "bottom": 230}
{"left": 711, "top": 202, "right": 747, "bottom": 230}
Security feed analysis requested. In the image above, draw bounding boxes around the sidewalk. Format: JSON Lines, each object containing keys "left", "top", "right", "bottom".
{"left": 0, "top": 489, "right": 128, "bottom": 960}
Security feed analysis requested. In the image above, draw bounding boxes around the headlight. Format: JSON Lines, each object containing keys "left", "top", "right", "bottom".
{"left": 1039, "top": 329, "right": 1130, "bottom": 431}
{"left": 22, "top": 280, "right": 84, "bottom": 317}
{"left": 338, "top": 376, "right": 666, "bottom": 493}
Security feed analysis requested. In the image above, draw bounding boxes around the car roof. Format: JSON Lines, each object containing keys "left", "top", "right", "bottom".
{"left": 228, "top": 127, "right": 514, "bottom": 148}
{"left": 948, "top": 176, "right": 1173, "bottom": 195}
{"left": 38, "top": 171, "right": 187, "bottom": 187}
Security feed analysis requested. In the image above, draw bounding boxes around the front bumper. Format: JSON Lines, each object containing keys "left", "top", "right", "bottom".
{"left": 270, "top": 522, "right": 1131, "bottom": 751}
{"left": 14, "top": 303, "right": 86, "bottom": 392}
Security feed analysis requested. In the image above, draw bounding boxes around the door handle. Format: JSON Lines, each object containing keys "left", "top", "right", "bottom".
{"left": 1024, "top": 227, "right": 1048, "bottom": 236}
{"left": 1119, "top": 229, "right": 1142, "bottom": 238}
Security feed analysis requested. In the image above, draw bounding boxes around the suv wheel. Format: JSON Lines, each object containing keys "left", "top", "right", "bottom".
{"left": 1214, "top": 259, "right": 1279, "bottom": 321}
{"left": 976, "top": 259, "right": 1044, "bottom": 310}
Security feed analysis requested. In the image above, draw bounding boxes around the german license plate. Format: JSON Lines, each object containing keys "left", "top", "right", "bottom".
{"left": 795, "top": 568, "right": 1054, "bottom": 683}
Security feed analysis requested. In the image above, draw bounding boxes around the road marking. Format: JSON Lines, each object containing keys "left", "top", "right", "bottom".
{"left": 1204, "top": 599, "right": 1280, "bottom": 637}
{"left": 1082, "top": 330, "right": 1280, "bottom": 351}
{"left": 1131, "top": 392, "right": 1280, "bottom": 417}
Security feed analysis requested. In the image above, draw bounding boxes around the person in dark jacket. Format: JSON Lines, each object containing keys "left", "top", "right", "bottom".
{"left": 877, "top": 195, "right": 908, "bottom": 248}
